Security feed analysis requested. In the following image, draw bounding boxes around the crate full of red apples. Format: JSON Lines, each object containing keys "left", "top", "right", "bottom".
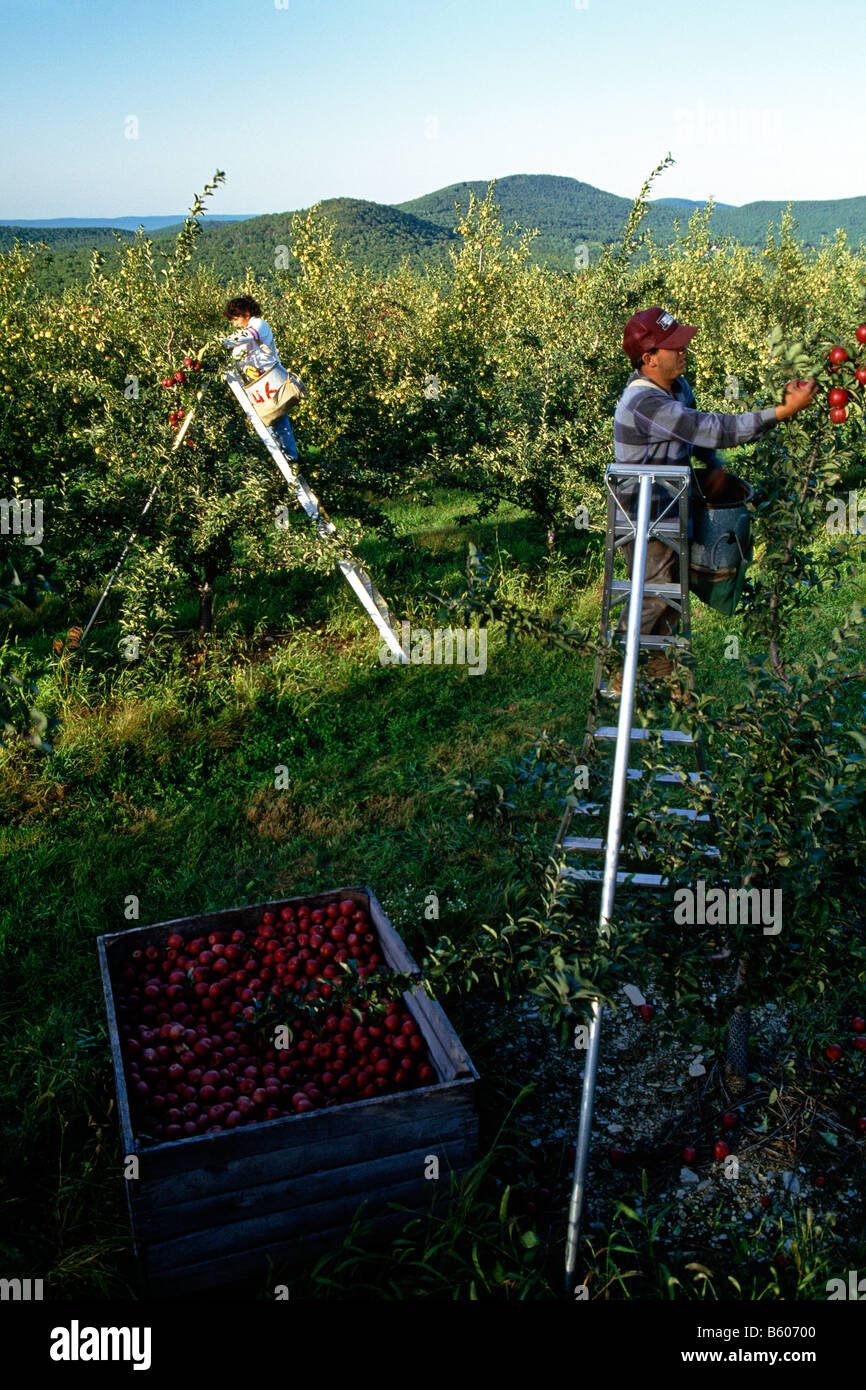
{"left": 97, "top": 885, "right": 478, "bottom": 1296}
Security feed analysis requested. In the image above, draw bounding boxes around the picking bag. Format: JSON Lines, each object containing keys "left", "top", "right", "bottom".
{"left": 243, "top": 363, "right": 308, "bottom": 425}
{"left": 688, "top": 469, "right": 754, "bottom": 617}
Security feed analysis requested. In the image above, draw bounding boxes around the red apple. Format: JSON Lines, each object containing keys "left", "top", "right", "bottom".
{"left": 713, "top": 1139, "right": 730, "bottom": 1160}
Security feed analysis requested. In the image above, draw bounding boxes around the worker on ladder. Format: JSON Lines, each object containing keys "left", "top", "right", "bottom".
{"left": 221, "top": 295, "right": 303, "bottom": 461}
{"left": 613, "top": 307, "right": 818, "bottom": 677}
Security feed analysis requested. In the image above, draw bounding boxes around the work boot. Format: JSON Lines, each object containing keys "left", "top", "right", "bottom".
{"left": 646, "top": 654, "right": 674, "bottom": 679}
{"left": 668, "top": 682, "right": 693, "bottom": 707}
{"left": 612, "top": 657, "right": 674, "bottom": 693}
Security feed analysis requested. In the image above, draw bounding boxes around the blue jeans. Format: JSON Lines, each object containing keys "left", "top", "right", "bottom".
{"left": 271, "top": 415, "right": 298, "bottom": 460}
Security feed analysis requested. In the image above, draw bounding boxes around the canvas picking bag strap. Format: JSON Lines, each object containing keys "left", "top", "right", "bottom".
{"left": 277, "top": 370, "right": 308, "bottom": 415}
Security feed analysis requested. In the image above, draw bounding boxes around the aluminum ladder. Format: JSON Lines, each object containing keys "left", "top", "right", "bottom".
{"left": 558, "top": 463, "right": 717, "bottom": 1295}
{"left": 226, "top": 370, "right": 408, "bottom": 664}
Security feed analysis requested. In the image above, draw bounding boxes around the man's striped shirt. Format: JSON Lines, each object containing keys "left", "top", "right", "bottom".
{"left": 612, "top": 369, "right": 777, "bottom": 525}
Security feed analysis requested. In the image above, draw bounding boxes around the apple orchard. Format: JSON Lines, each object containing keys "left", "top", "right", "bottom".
{"left": 1, "top": 171, "right": 866, "bottom": 1300}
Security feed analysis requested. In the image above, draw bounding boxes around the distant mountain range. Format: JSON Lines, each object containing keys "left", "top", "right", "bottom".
{"left": 0, "top": 215, "right": 252, "bottom": 231}
{"left": 5, "top": 174, "right": 865, "bottom": 292}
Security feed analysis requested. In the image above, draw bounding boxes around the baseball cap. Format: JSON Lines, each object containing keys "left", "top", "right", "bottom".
{"left": 622, "top": 307, "right": 698, "bottom": 360}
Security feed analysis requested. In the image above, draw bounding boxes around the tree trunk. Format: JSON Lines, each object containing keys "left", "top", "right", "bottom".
{"left": 547, "top": 523, "right": 557, "bottom": 555}
{"left": 196, "top": 581, "right": 214, "bottom": 632}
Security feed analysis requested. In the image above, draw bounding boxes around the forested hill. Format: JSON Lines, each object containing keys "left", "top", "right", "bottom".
{"left": 6, "top": 174, "right": 866, "bottom": 294}
{"left": 0, "top": 224, "right": 136, "bottom": 294}
{"left": 166, "top": 199, "right": 460, "bottom": 282}
{"left": 397, "top": 173, "right": 665, "bottom": 260}
{"left": 398, "top": 175, "right": 866, "bottom": 263}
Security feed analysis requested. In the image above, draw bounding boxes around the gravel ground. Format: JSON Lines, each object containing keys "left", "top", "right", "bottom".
{"left": 466, "top": 981, "right": 864, "bottom": 1279}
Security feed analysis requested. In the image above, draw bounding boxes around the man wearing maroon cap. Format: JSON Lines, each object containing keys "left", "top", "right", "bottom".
{"left": 612, "top": 307, "right": 817, "bottom": 668}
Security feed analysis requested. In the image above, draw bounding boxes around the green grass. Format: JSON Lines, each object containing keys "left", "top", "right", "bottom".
{"left": 1, "top": 488, "right": 865, "bottom": 1299}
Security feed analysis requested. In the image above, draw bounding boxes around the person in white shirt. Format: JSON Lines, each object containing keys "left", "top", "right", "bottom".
{"left": 221, "top": 295, "right": 299, "bottom": 459}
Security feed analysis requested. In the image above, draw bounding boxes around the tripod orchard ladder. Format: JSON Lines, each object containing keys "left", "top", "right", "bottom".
{"left": 557, "top": 461, "right": 717, "bottom": 1295}
{"left": 226, "top": 370, "right": 408, "bottom": 664}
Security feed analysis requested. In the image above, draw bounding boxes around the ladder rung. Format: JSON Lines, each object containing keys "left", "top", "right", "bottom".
{"left": 606, "top": 464, "right": 691, "bottom": 480}
{"left": 562, "top": 867, "right": 668, "bottom": 888}
{"left": 561, "top": 834, "right": 717, "bottom": 856}
{"left": 605, "top": 632, "right": 690, "bottom": 649}
{"left": 562, "top": 835, "right": 719, "bottom": 858}
{"left": 635, "top": 635, "right": 690, "bottom": 650}
{"left": 627, "top": 769, "right": 708, "bottom": 784}
{"left": 613, "top": 521, "right": 682, "bottom": 535}
{"left": 569, "top": 804, "right": 711, "bottom": 823}
{"left": 610, "top": 581, "right": 682, "bottom": 596}
{"left": 595, "top": 726, "right": 696, "bottom": 745}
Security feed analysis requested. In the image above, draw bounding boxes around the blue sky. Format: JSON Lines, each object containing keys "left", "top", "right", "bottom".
{"left": 1, "top": 0, "right": 862, "bottom": 218}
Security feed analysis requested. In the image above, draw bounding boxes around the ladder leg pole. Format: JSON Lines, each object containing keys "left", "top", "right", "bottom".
{"left": 564, "top": 473, "right": 652, "bottom": 1296}
{"left": 77, "top": 392, "right": 205, "bottom": 650}
{"left": 600, "top": 473, "right": 652, "bottom": 930}
{"left": 225, "top": 371, "right": 409, "bottom": 664}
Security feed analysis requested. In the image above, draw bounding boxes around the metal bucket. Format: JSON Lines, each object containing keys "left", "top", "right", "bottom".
{"left": 689, "top": 469, "right": 754, "bottom": 616}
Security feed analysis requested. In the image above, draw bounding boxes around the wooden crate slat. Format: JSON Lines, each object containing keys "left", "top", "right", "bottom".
{"left": 135, "top": 1094, "right": 475, "bottom": 1212}
{"left": 144, "top": 1205, "right": 430, "bottom": 1296}
{"left": 404, "top": 987, "right": 478, "bottom": 1080}
{"left": 135, "top": 1136, "right": 473, "bottom": 1241}
{"left": 366, "top": 890, "right": 419, "bottom": 974}
{"left": 132, "top": 1079, "right": 474, "bottom": 1183}
{"left": 145, "top": 1173, "right": 448, "bottom": 1276}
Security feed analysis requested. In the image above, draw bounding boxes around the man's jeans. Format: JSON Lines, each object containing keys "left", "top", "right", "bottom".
{"left": 619, "top": 537, "right": 679, "bottom": 635}
{"left": 614, "top": 476, "right": 687, "bottom": 636}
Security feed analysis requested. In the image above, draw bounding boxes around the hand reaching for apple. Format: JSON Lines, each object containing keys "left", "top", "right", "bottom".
{"left": 778, "top": 376, "right": 818, "bottom": 420}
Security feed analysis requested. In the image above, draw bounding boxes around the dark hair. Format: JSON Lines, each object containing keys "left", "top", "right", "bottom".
{"left": 224, "top": 294, "right": 262, "bottom": 319}
{"left": 629, "top": 355, "right": 644, "bottom": 370}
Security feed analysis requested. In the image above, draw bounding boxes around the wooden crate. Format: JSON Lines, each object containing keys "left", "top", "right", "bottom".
{"left": 97, "top": 885, "right": 478, "bottom": 1296}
